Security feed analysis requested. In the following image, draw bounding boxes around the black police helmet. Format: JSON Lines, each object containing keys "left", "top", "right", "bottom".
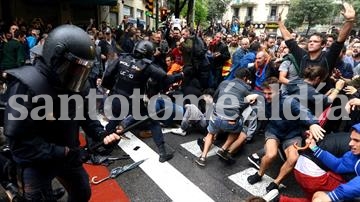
{"left": 42, "top": 25, "right": 95, "bottom": 92}
{"left": 133, "top": 40, "right": 154, "bottom": 59}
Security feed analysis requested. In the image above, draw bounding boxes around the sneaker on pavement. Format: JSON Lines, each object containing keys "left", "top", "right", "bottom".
{"left": 248, "top": 153, "right": 261, "bottom": 169}
{"left": 197, "top": 138, "right": 205, "bottom": 151}
{"left": 216, "top": 149, "right": 230, "bottom": 161}
{"left": 247, "top": 172, "right": 262, "bottom": 184}
{"left": 263, "top": 189, "right": 280, "bottom": 202}
{"left": 170, "top": 128, "right": 187, "bottom": 136}
{"left": 266, "top": 182, "right": 279, "bottom": 193}
{"left": 195, "top": 156, "right": 206, "bottom": 167}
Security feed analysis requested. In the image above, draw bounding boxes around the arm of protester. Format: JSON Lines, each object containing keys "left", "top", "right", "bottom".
{"left": 327, "top": 176, "right": 360, "bottom": 202}
{"left": 309, "top": 124, "right": 326, "bottom": 141}
{"left": 327, "top": 79, "right": 346, "bottom": 102}
{"left": 278, "top": 72, "right": 289, "bottom": 85}
{"left": 277, "top": 9, "right": 292, "bottom": 41}
{"left": 245, "top": 94, "right": 259, "bottom": 104}
{"left": 345, "top": 98, "right": 360, "bottom": 113}
{"left": 337, "top": 2, "right": 356, "bottom": 43}
{"left": 312, "top": 144, "right": 355, "bottom": 174}
{"left": 278, "top": 10, "right": 306, "bottom": 67}
{"left": 326, "top": 3, "right": 356, "bottom": 73}
{"left": 344, "top": 85, "right": 358, "bottom": 95}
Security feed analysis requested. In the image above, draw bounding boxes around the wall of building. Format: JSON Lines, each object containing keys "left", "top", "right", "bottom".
{"left": 223, "top": 0, "right": 290, "bottom": 35}
{"left": 107, "top": 0, "right": 152, "bottom": 30}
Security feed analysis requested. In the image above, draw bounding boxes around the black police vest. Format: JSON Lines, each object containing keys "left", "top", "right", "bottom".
{"left": 113, "top": 56, "right": 149, "bottom": 97}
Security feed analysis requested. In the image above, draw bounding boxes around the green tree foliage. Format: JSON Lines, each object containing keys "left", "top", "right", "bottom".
{"left": 207, "top": 0, "right": 231, "bottom": 23}
{"left": 194, "top": 0, "right": 208, "bottom": 25}
{"left": 347, "top": 0, "right": 360, "bottom": 24}
{"left": 180, "top": 0, "right": 208, "bottom": 27}
{"left": 285, "top": 0, "right": 334, "bottom": 35}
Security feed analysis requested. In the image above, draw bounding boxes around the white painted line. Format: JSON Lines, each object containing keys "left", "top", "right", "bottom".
{"left": 181, "top": 140, "right": 219, "bottom": 157}
{"left": 161, "top": 128, "right": 174, "bottom": 134}
{"left": 118, "top": 132, "right": 214, "bottom": 202}
{"left": 228, "top": 167, "right": 286, "bottom": 197}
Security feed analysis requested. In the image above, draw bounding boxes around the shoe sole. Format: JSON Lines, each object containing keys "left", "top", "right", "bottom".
{"left": 247, "top": 156, "right": 260, "bottom": 169}
{"left": 195, "top": 160, "right": 206, "bottom": 167}
{"left": 171, "top": 132, "right": 187, "bottom": 136}
{"left": 216, "top": 151, "right": 229, "bottom": 161}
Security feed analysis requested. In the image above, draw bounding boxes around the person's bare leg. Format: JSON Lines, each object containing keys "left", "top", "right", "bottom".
{"left": 258, "top": 139, "right": 278, "bottom": 176}
{"left": 273, "top": 145, "right": 299, "bottom": 185}
{"left": 220, "top": 133, "right": 238, "bottom": 151}
{"left": 228, "top": 132, "right": 247, "bottom": 154}
{"left": 200, "top": 133, "right": 215, "bottom": 158}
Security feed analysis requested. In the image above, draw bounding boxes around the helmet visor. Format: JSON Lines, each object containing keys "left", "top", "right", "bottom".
{"left": 56, "top": 53, "right": 94, "bottom": 92}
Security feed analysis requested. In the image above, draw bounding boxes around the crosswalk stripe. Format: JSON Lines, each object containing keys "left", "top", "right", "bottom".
{"left": 180, "top": 140, "right": 220, "bottom": 157}
{"left": 228, "top": 167, "right": 285, "bottom": 197}
{"left": 118, "top": 132, "right": 214, "bottom": 202}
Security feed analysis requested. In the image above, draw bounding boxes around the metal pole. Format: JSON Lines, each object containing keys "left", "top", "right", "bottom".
{"left": 155, "top": 0, "right": 159, "bottom": 30}
{"left": 192, "top": 0, "right": 196, "bottom": 27}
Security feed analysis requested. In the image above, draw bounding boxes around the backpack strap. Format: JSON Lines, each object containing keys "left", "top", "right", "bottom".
{"left": 286, "top": 54, "right": 301, "bottom": 74}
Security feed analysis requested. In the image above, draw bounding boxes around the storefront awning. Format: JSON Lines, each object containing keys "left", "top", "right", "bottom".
{"left": 70, "top": 0, "right": 118, "bottom": 6}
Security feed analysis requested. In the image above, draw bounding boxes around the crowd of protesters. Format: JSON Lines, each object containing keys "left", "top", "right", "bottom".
{"left": 0, "top": 1, "right": 359, "bottom": 201}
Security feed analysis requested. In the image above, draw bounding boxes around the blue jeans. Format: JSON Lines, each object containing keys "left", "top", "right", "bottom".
{"left": 155, "top": 98, "right": 184, "bottom": 126}
{"left": 207, "top": 115, "right": 243, "bottom": 135}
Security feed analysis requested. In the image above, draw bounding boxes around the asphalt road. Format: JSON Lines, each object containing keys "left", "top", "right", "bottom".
{"left": 0, "top": 128, "right": 305, "bottom": 202}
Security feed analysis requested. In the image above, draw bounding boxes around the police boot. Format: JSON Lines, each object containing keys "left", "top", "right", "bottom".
{"left": 158, "top": 144, "right": 173, "bottom": 163}
{"left": 4, "top": 182, "right": 20, "bottom": 202}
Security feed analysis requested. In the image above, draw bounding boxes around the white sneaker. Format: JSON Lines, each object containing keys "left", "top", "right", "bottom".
{"left": 170, "top": 128, "right": 187, "bottom": 136}
{"left": 262, "top": 189, "right": 279, "bottom": 202}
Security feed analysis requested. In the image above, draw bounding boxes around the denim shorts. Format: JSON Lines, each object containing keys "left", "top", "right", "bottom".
{"left": 207, "top": 115, "right": 243, "bottom": 135}
{"left": 265, "top": 131, "right": 302, "bottom": 151}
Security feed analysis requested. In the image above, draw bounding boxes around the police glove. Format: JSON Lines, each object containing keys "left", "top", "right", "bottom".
{"left": 65, "top": 147, "right": 90, "bottom": 166}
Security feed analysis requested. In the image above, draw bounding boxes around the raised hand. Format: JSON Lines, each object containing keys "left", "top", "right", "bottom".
{"left": 341, "top": 2, "right": 356, "bottom": 21}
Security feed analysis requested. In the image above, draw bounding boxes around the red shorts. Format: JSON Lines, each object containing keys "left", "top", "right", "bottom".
{"left": 293, "top": 169, "right": 344, "bottom": 199}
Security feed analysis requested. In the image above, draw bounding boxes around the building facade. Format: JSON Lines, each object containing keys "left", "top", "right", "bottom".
{"left": 0, "top": 0, "right": 156, "bottom": 31}
{"left": 223, "top": 0, "right": 290, "bottom": 35}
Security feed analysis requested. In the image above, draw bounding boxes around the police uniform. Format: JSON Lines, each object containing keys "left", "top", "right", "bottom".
{"left": 102, "top": 41, "right": 182, "bottom": 162}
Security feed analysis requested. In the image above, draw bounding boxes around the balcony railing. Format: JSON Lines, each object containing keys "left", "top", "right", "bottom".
{"left": 231, "top": 0, "right": 257, "bottom": 6}
{"left": 267, "top": 16, "right": 277, "bottom": 22}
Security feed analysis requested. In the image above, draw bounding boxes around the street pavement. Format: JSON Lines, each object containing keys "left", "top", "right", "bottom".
{"left": 0, "top": 124, "right": 305, "bottom": 202}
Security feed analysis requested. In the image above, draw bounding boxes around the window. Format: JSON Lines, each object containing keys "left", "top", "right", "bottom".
{"left": 247, "top": 7, "right": 253, "bottom": 18}
{"left": 233, "top": 8, "right": 239, "bottom": 18}
{"left": 136, "top": 9, "right": 143, "bottom": 19}
{"left": 270, "top": 6, "right": 277, "bottom": 17}
{"left": 245, "top": 7, "right": 253, "bottom": 21}
{"left": 123, "top": 5, "right": 133, "bottom": 18}
{"left": 109, "top": 12, "right": 118, "bottom": 27}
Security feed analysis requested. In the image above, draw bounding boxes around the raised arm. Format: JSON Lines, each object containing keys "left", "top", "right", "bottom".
{"left": 337, "top": 2, "right": 356, "bottom": 43}
{"left": 277, "top": 9, "right": 292, "bottom": 41}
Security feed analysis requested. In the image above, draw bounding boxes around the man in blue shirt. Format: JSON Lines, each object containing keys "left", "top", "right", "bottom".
{"left": 310, "top": 123, "right": 360, "bottom": 201}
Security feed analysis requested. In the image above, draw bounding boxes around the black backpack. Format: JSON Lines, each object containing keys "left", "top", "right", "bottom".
{"left": 192, "top": 36, "right": 207, "bottom": 60}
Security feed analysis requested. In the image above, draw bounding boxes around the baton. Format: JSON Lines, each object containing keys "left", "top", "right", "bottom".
{"left": 89, "top": 107, "right": 168, "bottom": 152}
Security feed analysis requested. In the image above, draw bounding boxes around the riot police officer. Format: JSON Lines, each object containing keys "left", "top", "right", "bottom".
{"left": 4, "top": 25, "right": 121, "bottom": 201}
{"left": 102, "top": 40, "right": 183, "bottom": 163}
